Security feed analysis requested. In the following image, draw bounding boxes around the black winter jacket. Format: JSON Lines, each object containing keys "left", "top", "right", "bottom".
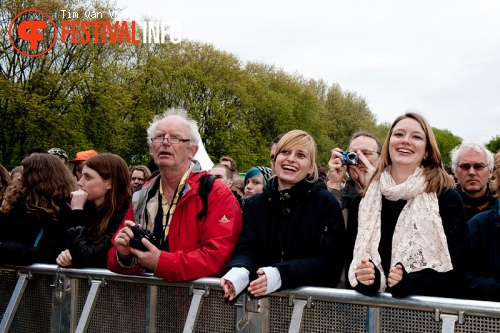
{"left": 465, "top": 200, "right": 500, "bottom": 301}
{"left": 228, "top": 177, "right": 345, "bottom": 290}
{"left": 0, "top": 210, "right": 70, "bottom": 265}
{"left": 66, "top": 202, "right": 129, "bottom": 268}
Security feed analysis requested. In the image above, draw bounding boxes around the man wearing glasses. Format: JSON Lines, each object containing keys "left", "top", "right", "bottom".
{"left": 108, "top": 108, "right": 242, "bottom": 282}
{"left": 451, "top": 141, "right": 495, "bottom": 221}
{"left": 327, "top": 131, "right": 382, "bottom": 218}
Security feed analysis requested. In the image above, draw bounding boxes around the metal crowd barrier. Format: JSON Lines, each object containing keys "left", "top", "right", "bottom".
{"left": 1, "top": 264, "right": 500, "bottom": 333}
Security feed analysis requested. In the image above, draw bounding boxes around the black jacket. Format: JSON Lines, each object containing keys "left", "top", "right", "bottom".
{"left": 346, "top": 189, "right": 468, "bottom": 298}
{"left": 229, "top": 177, "right": 345, "bottom": 290}
{"left": 66, "top": 202, "right": 129, "bottom": 268}
{"left": 465, "top": 200, "right": 500, "bottom": 301}
{"left": 457, "top": 185, "right": 496, "bottom": 221}
{"left": 0, "top": 210, "right": 70, "bottom": 265}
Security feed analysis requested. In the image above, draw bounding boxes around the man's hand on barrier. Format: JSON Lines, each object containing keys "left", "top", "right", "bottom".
{"left": 130, "top": 238, "right": 160, "bottom": 271}
{"left": 248, "top": 269, "right": 267, "bottom": 297}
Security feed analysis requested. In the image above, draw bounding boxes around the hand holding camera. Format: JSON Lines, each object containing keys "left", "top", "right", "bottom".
{"left": 327, "top": 148, "right": 347, "bottom": 190}
{"left": 129, "top": 225, "right": 158, "bottom": 252}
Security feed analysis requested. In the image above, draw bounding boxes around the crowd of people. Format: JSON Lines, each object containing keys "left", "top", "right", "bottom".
{"left": 0, "top": 109, "right": 499, "bottom": 303}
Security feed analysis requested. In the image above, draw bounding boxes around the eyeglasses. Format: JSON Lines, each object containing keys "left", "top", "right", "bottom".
{"left": 150, "top": 135, "right": 190, "bottom": 144}
{"left": 360, "top": 150, "right": 380, "bottom": 156}
{"left": 458, "top": 163, "right": 487, "bottom": 171}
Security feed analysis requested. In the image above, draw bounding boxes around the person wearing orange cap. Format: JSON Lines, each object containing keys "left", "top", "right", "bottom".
{"left": 69, "top": 150, "right": 98, "bottom": 181}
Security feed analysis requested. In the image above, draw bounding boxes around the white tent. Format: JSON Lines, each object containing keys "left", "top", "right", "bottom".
{"left": 194, "top": 137, "right": 214, "bottom": 171}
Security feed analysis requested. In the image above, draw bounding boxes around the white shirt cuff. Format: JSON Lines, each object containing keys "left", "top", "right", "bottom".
{"left": 222, "top": 267, "right": 250, "bottom": 296}
{"left": 260, "top": 266, "right": 282, "bottom": 295}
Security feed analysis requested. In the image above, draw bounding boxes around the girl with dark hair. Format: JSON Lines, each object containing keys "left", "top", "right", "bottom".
{"left": 56, "top": 153, "right": 131, "bottom": 268}
{"left": 0, "top": 154, "right": 76, "bottom": 265}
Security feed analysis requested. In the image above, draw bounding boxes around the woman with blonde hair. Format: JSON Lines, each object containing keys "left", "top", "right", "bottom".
{"left": 57, "top": 153, "right": 131, "bottom": 268}
{"left": 347, "top": 112, "right": 468, "bottom": 297}
{"left": 221, "top": 129, "right": 345, "bottom": 300}
{"left": 0, "top": 154, "right": 76, "bottom": 265}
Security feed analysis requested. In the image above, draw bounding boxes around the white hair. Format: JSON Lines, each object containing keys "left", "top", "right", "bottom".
{"left": 146, "top": 108, "right": 200, "bottom": 148}
{"left": 450, "top": 140, "right": 494, "bottom": 173}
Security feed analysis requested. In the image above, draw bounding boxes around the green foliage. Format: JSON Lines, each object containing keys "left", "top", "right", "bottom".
{"left": 0, "top": 0, "right": 474, "bottom": 170}
{"left": 432, "top": 128, "right": 462, "bottom": 165}
{"left": 486, "top": 136, "right": 500, "bottom": 155}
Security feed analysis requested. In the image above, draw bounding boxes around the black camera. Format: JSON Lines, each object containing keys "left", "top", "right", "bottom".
{"left": 130, "top": 225, "right": 157, "bottom": 251}
{"left": 342, "top": 151, "right": 358, "bottom": 165}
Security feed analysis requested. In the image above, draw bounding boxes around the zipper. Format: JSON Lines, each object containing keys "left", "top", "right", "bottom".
{"left": 320, "top": 226, "right": 328, "bottom": 248}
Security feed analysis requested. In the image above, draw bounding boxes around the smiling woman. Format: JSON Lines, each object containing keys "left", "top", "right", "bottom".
{"left": 220, "top": 129, "right": 345, "bottom": 301}
{"left": 347, "top": 112, "right": 468, "bottom": 298}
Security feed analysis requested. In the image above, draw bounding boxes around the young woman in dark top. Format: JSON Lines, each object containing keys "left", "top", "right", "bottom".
{"left": 347, "top": 112, "right": 468, "bottom": 298}
{"left": 221, "top": 130, "right": 345, "bottom": 300}
{"left": 0, "top": 154, "right": 76, "bottom": 265}
{"left": 56, "top": 153, "right": 131, "bottom": 268}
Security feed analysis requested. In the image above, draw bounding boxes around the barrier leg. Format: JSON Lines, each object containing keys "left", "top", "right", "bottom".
{"left": 0, "top": 272, "right": 32, "bottom": 333}
{"left": 74, "top": 279, "right": 106, "bottom": 333}
{"left": 288, "top": 298, "right": 309, "bottom": 333}
{"left": 183, "top": 286, "right": 209, "bottom": 333}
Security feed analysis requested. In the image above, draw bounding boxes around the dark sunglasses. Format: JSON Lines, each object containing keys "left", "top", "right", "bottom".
{"left": 457, "top": 163, "right": 487, "bottom": 171}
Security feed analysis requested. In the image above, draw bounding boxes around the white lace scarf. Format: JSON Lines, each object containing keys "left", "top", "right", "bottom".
{"left": 348, "top": 166, "right": 453, "bottom": 292}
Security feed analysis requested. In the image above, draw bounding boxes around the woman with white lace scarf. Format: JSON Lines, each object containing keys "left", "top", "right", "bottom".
{"left": 346, "top": 112, "right": 468, "bottom": 298}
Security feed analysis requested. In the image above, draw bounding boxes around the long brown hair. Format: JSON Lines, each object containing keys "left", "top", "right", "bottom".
{"left": 367, "top": 112, "right": 454, "bottom": 196}
{"left": 2, "top": 154, "right": 77, "bottom": 223}
{"left": 0, "top": 165, "right": 10, "bottom": 199}
{"left": 84, "top": 154, "right": 131, "bottom": 242}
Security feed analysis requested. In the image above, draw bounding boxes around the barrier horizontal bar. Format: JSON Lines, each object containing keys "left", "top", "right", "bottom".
{"left": 2, "top": 264, "right": 500, "bottom": 319}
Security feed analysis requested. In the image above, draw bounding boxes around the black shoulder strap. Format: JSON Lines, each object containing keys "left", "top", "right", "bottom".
{"left": 198, "top": 174, "right": 216, "bottom": 220}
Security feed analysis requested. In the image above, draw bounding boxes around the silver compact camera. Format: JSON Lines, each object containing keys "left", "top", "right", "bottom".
{"left": 341, "top": 151, "right": 358, "bottom": 165}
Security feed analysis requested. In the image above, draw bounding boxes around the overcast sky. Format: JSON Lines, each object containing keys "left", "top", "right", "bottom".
{"left": 121, "top": 0, "right": 500, "bottom": 143}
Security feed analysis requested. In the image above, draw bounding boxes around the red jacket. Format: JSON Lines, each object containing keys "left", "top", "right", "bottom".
{"left": 107, "top": 168, "right": 242, "bottom": 281}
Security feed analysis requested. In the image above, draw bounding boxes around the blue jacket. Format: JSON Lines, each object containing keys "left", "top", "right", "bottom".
{"left": 465, "top": 200, "right": 500, "bottom": 301}
{"left": 228, "top": 177, "right": 345, "bottom": 290}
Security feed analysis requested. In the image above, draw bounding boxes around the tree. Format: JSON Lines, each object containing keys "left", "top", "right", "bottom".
{"left": 486, "top": 136, "right": 500, "bottom": 155}
{"left": 0, "top": 0, "right": 131, "bottom": 164}
{"left": 432, "top": 128, "right": 462, "bottom": 165}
